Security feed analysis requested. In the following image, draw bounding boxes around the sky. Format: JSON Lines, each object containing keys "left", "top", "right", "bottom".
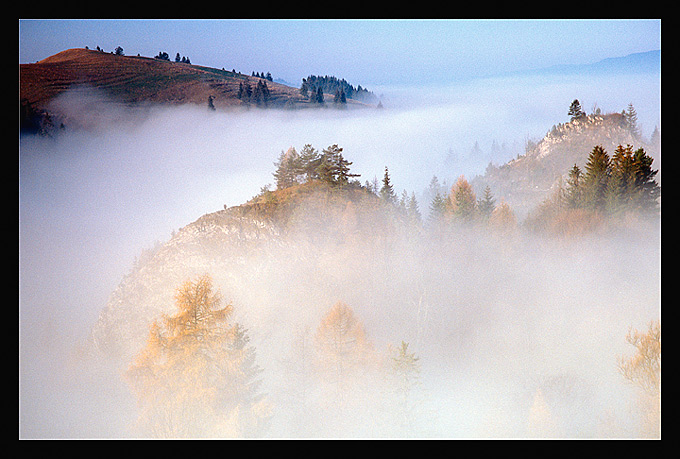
{"left": 19, "top": 19, "right": 661, "bottom": 86}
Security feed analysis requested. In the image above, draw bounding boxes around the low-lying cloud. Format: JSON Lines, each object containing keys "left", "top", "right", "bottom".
{"left": 19, "top": 70, "right": 660, "bottom": 438}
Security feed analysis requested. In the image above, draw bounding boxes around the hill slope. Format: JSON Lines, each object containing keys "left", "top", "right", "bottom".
{"left": 86, "top": 181, "right": 388, "bottom": 364}
{"left": 472, "top": 112, "right": 660, "bottom": 218}
{"left": 20, "top": 48, "right": 350, "bottom": 132}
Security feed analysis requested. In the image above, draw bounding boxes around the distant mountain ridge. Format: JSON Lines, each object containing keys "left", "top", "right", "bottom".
{"left": 499, "top": 50, "right": 661, "bottom": 79}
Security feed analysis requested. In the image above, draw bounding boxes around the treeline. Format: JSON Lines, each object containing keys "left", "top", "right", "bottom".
{"left": 237, "top": 79, "right": 272, "bottom": 106}
{"left": 528, "top": 143, "right": 660, "bottom": 233}
{"left": 428, "top": 176, "right": 516, "bottom": 232}
{"left": 270, "top": 144, "right": 516, "bottom": 233}
{"left": 300, "top": 75, "right": 377, "bottom": 104}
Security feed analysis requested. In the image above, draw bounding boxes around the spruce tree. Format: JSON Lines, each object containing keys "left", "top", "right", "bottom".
{"left": 624, "top": 103, "right": 641, "bottom": 140}
{"left": 631, "top": 147, "right": 660, "bottom": 214}
{"left": 568, "top": 99, "right": 586, "bottom": 121}
{"left": 566, "top": 164, "right": 584, "bottom": 209}
{"left": 606, "top": 145, "right": 635, "bottom": 213}
{"left": 582, "top": 145, "right": 611, "bottom": 211}
{"left": 477, "top": 186, "right": 496, "bottom": 219}
{"left": 380, "top": 167, "right": 396, "bottom": 204}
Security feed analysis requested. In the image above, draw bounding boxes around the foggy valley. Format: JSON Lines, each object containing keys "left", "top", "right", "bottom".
{"left": 19, "top": 67, "right": 660, "bottom": 438}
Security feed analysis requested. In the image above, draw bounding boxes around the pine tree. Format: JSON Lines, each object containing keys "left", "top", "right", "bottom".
{"left": 568, "top": 99, "right": 586, "bottom": 121}
{"left": 380, "top": 167, "right": 396, "bottom": 204}
{"left": 624, "top": 103, "right": 641, "bottom": 140}
{"left": 390, "top": 341, "right": 421, "bottom": 434}
{"left": 630, "top": 147, "right": 660, "bottom": 214}
{"left": 477, "top": 186, "right": 496, "bottom": 219}
{"left": 606, "top": 145, "right": 635, "bottom": 213}
{"left": 429, "top": 193, "right": 448, "bottom": 222}
{"left": 582, "top": 145, "right": 611, "bottom": 211}
{"left": 298, "top": 144, "right": 321, "bottom": 182}
{"left": 407, "top": 192, "right": 422, "bottom": 223}
{"left": 335, "top": 152, "right": 360, "bottom": 185}
{"left": 566, "top": 164, "right": 584, "bottom": 209}
{"left": 273, "top": 147, "right": 302, "bottom": 189}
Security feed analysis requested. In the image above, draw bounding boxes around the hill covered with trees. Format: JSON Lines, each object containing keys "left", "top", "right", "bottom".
{"left": 83, "top": 126, "right": 660, "bottom": 436}
{"left": 20, "top": 48, "right": 377, "bottom": 134}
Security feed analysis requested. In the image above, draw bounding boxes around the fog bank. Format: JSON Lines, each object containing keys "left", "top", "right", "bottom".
{"left": 19, "top": 70, "right": 660, "bottom": 438}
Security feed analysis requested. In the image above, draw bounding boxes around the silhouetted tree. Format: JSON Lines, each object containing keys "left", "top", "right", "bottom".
{"left": 380, "top": 167, "right": 396, "bottom": 204}
{"left": 568, "top": 99, "right": 586, "bottom": 121}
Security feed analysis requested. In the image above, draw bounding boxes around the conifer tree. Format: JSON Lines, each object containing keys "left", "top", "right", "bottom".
{"left": 390, "top": 341, "right": 421, "bottom": 434}
{"left": 606, "top": 145, "right": 635, "bottom": 213}
{"left": 624, "top": 103, "right": 641, "bottom": 140}
{"left": 477, "top": 186, "right": 496, "bottom": 220}
{"left": 630, "top": 147, "right": 660, "bottom": 214}
{"left": 298, "top": 144, "right": 321, "bottom": 181}
{"left": 449, "top": 175, "right": 477, "bottom": 221}
{"left": 125, "top": 275, "right": 269, "bottom": 438}
{"left": 407, "top": 192, "right": 422, "bottom": 223}
{"left": 429, "top": 193, "right": 448, "bottom": 222}
{"left": 582, "top": 145, "right": 611, "bottom": 211}
{"left": 380, "top": 167, "right": 396, "bottom": 204}
{"left": 568, "top": 99, "right": 586, "bottom": 121}
{"left": 273, "top": 147, "right": 302, "bottom": 189}
{"left": 315, "top": 302, "right": 373, "bottom": 394}
{"left": 566, "top": 164, "right": 584, "bottom": 209}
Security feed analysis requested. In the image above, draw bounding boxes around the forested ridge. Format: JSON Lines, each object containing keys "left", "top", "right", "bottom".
{"left": 86, "top": 100, "right": 660, "bottom": 439}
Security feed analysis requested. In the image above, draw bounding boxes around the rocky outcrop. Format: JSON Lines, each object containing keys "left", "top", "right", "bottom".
{"left": 473, "top": 113, "right": 649, "bottom": 218}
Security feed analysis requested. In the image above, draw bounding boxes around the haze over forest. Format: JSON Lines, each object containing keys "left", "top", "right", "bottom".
{"left": 19, "top": 20, "right": 661, "bottom": 439}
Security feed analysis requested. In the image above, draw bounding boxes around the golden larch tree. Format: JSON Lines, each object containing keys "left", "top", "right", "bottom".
{"left": 125, "top": 274, "right": 269, "bottom": 438}
{"left": 618, "top": 320, "right": 661, "bottom": 438}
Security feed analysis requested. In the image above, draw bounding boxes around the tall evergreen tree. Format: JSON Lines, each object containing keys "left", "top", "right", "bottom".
{"left": 566, "top": 164, "right": 584, "bottom": 209}
{"left": 273, "top": 147, "right": 302, "bottom": 189}
{"left": 298, "top": 144, "right": 321, "bottom": 181}
{"left": 477, "top": 186, "right": 496, "bottom": 220}
{"left": 631, "top": 147, "right": 660, "bottom": 214}
{"left": 582, "top": 145, "right": 611, "bottom": 211}
{"left": 624, "top": 103, "right": 641, "bottom": 140}
{"left": 429, "top": 193, "right": 448, "bottom": 222}
{"left": 380, "top": 167, "right": 396, "bottom": 204}
{"left": 407, "top": 192, "right": 422, "bottom": 223}
{"left": 568, "top": 99, "right": 586, "bottom": 121}
{"left": 606, "top": 145, "right": 636, "bottom": 213}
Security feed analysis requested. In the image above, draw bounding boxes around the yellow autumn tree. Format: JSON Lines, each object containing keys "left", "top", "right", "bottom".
{"left": 527, "top": 389, "right": 561, "bottom": 438}
{"left": 314, "top": 301, "right": 375, "bottom": 392}
{"left": 618, "top": 320, "right": 661, "bottom": 438}
{"left": 125, "top": 274, "right": 269, "bottom": 438}
{"left": 449, "top": 175, "right": 477, "bottom": 222}
{"left": 488, "top": 200, "right": 517, "bottom": 234}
